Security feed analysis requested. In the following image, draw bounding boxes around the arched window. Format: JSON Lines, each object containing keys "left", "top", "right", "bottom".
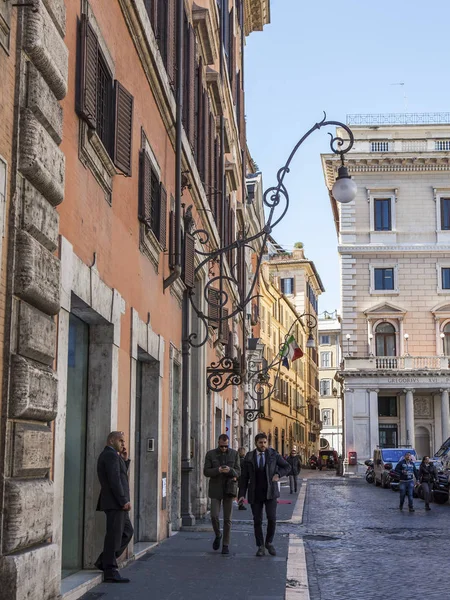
{"left": 375, "top": 322, "right": 396, "bottom": 356}
{"left": 444, "top": 323, "right": 450, "bottom": 356}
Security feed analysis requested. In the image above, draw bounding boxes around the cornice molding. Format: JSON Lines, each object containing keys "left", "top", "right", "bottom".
{"left": 338, "top": 244, "right": 450, "bottom": 254}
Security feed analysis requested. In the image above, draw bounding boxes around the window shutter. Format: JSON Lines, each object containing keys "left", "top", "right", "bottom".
{"left": 159, "top": 183, "right": 167, "bottom": 248}
{"left": 182, "top": 14, "right": 189, "bottom": 130}
{"left": 167, "top": 0, "right": 177, "bottom": 86}
{"left": 138, "top": 150, "right": 152, "bottom": 224}
{"left": 226, "top": 331, "right": 234, "bottom": 358}
{"left": 239, "top": 87, "right": 246, "bottom": 149}
{"left": 114, "top": 81, "right": 134, "bottom": 176}
{"left": 208, "top": 287, "right": 220, "bottom": 327}
{"left": 203, "top": 94, "right": 210, "bottom": 188}
{"left": 78, "top": 14, "right": 98, "bottom": 129}
{"left": 169, "top": 209, "right": 176, "bottom": 268}
{"left": 144, "top": 0, "right": 156, "bottom": 29}
{"left": 229, "top": 9, "right": 236, "bottom": 102}
{"left": 209, "top": 114, "right": 215, "bottom": 213}
{"left": 188, "top": 26, "right": 196, "bottom": 149}
{"left": 220, "top": 308, "right": 229, "bottom": 344}
{"left": 183, "top": 231, "right": 195, "bottom": 288}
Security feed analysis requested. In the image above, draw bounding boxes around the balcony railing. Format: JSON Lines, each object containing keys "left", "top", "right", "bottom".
{"left": 347, "top": 113, "right": 450, "bottom": 126}
{"left": 343, "top": 355, "right": 450, "bottom": 371}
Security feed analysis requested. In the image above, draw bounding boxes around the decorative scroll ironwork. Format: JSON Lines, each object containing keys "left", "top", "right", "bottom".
{"left": 206, "top": 356, "right": 243, "bottom": 393}
{"left": 184, "top": 114, "right": 354, "bottom": 393}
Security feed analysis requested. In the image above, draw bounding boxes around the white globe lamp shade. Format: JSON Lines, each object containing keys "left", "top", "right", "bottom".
{"left": 332, "top": 165, "right": 357, "bottom": 204}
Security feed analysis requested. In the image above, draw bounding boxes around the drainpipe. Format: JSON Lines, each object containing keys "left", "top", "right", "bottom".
{"left": 163, "top": 0, "right": 183, "bottom": 290}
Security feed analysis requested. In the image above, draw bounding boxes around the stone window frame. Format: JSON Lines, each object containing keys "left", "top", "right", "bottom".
{"left": 436, "top": 262, "right": 450, "bottom": 294}
{"left": 78, "top": 1, "right": 117, "bottom": 204}
{"left": 367, "top": 188, "right": 397, "bottom": 243}
{"left": 321, "top": 408, "right": 333, "bottom": 426}
{"left": 434, "top": 188, "right": 450, "bottom": 243}
{"left": 319, "top": 334, "right": 331, "bottom": 346}
{"left": 320, "top": 379, "right": 332, "bottom": 397}
{"left": 320, "top": 351, "right": 332, "bottom": 369}
{"left": 0, "top": 0, "right": 11, "bottom": 53}
{"left": 369, "top": 263, "right": 399, "bottom": 295}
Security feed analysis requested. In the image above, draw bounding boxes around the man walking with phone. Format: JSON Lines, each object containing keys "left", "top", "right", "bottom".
{"left": 395, "top": 451, "right": 419, "bottom": 512}
{"left": 95, "top": 431, "right": 133, "bottom": 583}
{"left": 204, "top": 434, "right": 240, "bottom": 555}
{"left": 238, "top": 432, "right": 291, "bottom": 557}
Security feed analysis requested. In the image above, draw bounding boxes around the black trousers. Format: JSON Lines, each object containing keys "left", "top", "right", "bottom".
{"left": 250, "top": 498, "right": 278, "bottom": 547}
{"left": 421, "top": 482, "right": 432, "bottom": 505}
{"left": 96, "top": 510, "right": 134, "bottom": 573}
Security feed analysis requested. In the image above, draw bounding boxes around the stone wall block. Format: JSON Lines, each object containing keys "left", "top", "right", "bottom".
{"left": 15, "top": 230, "right": 60, "bottom": 315}
{"left": 42, "top": 0, "right": 66, "bottom": 37}
{"left": 0, "top": 543, "right": 59, "bottom": 600}
{"left": 19, "top": 110, "right": 65, "bottom": 206}
{"left": 3, "top": 479, "right": 53, "bottom": 554}
{"left": 10, "top": 354, "right": 57, "bottom": 420}
{"left": 27, "top": 62, "right": 63, "bottom": 145}
{"left": 12, "top": 423, "right": 52, "bottom": 478}
{"left": 23, "top": 180, "right": 59, "bottom": 253}
{"left": 18, "top": 301, "right": 56, "bottom": 366}
{"left": 24, "top": 1, "right": 68, "bottom": 100}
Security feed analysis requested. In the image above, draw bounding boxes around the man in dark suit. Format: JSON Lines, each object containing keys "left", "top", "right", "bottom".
{"left": 238, "top": 432, "right": 291, "bottom": 557}
{"left": 95, "top": 431, "right": 133, "bottom": 583}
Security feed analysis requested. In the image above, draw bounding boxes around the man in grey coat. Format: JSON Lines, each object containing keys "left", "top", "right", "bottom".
{"left": 203, "top": 434, "right": 240, "bottom": 555}
{"left": 238, "top": 432, "right": 290, "bottom": 557}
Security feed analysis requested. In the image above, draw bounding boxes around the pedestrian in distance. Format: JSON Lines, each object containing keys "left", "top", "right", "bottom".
{"left": 238, "top": 432, "right": 291, "bottom": 557}
{"left": 237, "top": 447, "right": 247, "bottom": 510}
{"left": 95, "top": 431, "right": 133, "bottom": 583}
{"left": 286, "top": 449, "right": 302, "bottom": 494}
{"left": 204, "top": 434, "right": 241, "bottom": 555}
{"left": 395, "top": 451, "right": 419, "bottom": 512}
{"left": 418, "top": 456, "right": 437, "bottom": 511}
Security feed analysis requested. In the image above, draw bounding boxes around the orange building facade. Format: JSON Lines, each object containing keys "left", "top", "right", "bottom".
{"left": 0, "top": 1, "right": 270, "bottom": 598}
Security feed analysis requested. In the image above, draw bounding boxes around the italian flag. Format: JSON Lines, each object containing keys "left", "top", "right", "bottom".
{"left": 280, "top": 335, "right": 304, "bottom": 365}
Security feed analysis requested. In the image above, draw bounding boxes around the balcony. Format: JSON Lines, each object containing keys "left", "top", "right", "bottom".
{"left": 343, "top": 356, "right": 450, "bottom": 372}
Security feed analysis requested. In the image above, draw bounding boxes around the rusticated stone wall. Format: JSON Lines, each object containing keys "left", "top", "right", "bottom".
{"left": 0, "top": 0, "right": 67, "bottom": 598}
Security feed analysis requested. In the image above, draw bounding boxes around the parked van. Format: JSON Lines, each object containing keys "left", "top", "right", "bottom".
{"left": 373, "top": 447, "right": 416, "bottom": 488}
{"left": 433, "top": 437, "right": 450, "bottom": 472}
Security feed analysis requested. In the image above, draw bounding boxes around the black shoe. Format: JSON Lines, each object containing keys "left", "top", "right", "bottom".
{"left": 399, "top": 505, "right": 403, "bottom": 510}
{"left": 238, "top": 504, "right": 247, "bottom": 510}
{"left": 256, "top": 546, "right": 265, "bottom": 557}
{"left": 409, "top": 507, "right": 415, "bottom": 512}
{"left": 104, "top": 572, "right": 130, "bottom": 583}
{"left": 425, "top": 505, "right": 431, "bottom": 511}
{"left": 265, "top": 543, "right": 276, "bottom": 556}
{"left": 221, "top": 545, "right": 229, "bottom": 555}
{"left": 213, "top": 534, "right": 222, "bottom": 551}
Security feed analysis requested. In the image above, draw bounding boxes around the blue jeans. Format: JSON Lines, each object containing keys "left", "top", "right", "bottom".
{"left": 399, "top": 480, "right": 414, "bottom": 508}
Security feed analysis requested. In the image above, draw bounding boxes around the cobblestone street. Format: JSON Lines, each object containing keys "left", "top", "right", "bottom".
{"left": 79, "top": 471, "right": 450, "bottom": 600}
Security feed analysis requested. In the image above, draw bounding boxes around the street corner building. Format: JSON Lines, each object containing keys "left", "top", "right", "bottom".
{"left": 322, "top": 114, "right": 450, "bottom": 469}
{"left": 0, "top": 1, "right": 270, "bottom": 598}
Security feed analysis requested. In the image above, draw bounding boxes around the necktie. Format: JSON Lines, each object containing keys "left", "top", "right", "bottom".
{"left": 259, "top": 452, "right": 265, "bottom": 469}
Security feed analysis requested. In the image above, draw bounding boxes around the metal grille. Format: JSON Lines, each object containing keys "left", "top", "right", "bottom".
{"left": 370, "top": 141, "right": 389, "bottom": 152}
{"left": 435, "top": 140, "right": 450, "bottom": 151}
{"left": 348, "top": 113, "right": 450, "bottom": 126}
{"left": 97, "top": 54, "right": 112, "bottom": 152}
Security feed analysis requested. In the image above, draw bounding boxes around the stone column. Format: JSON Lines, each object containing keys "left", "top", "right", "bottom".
{"left": 368, "top": 388, "right": 380, "bottom": 455}
{"left": 404, "top": 389, "right": 415, "bottom": 448}
{"left": 440, "top": 388, "right": 450, "bottom": 442}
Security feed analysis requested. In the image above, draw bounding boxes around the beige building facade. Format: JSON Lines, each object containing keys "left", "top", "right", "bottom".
{"left": 322, "top": 116, "right": 450, "bottom": 464}
{"left": 318, "top": 311, "right": 343, "bottom": 454}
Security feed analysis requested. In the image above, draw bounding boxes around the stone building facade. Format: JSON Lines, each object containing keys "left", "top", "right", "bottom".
{"left": 258, "top": 244, "right": 324, "bottom": 458}
{"left": 322, "top": 116, "right": 450, "bottom": 465}
{"left": 0, "top": 1, "right": 270, "bottom": 598}
{"left": 318, "top": 311, "right": 343, "bottom": 454}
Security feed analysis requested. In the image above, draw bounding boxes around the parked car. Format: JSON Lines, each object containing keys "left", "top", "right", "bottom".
{"left": 373, "top": 448, "right": 416, "bottom": 488}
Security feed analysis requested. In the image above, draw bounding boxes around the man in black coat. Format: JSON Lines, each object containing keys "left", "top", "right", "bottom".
{"left": 286, "top": 449, "right": 302, "bottom": 494}
{"left": 238, "top": 432, "right": 291, "bottom": 557}
{"left": 95, "top": 431, "right": 133, "bottom": 583}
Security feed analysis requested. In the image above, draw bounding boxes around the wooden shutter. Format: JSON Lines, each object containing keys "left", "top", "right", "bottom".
{"left": 114, "top": 81, "right": 134, "bottom": 176}
{"left": 188, "top": 26, "right": 196, "bottom": 149}
{"left": 169, "top": 209, "right": 176, "bottom": 268}
{"left": 209, "top": 114, "right": 215, "bottom": 213}
{"left": 220, "top": 308, "right": 229, "bottom": 344}
{"left": 78, "top": 14, "right": 98, "bottom": 129}
{"left": 226, "top": 331, "right": 234, "bottom": 358}
{"left": 214, "top": 137, "right": 221, "bottom": 233}
{"left": 182, "top": 14, "right": 189, "bottom": 130}
{"left": 138, "top": 150, "right": 151, "bottom": 224}
{"left": 229, "top": 9, "right": 236, "bottom": 102}
{"left": 203, "top": 94, "right": 210, "bottom": 187}
{"left": 197, "top": 58, "right": 204, "bottom": 175}
{"left": 237, "top": 242, "right": 246, "bottom": 297}
{"left": 183, "top": 231, "right": 195, "bottom": 288}
{"left": 159, "top": 183, "right": 167, "bottom": 248}
{"left": 208, "top": 287, "right": 220, "bottom": 327}
{"left": 240, "top": 88, "right": 246, "bottom": 149}
{"left": 167, "top": 0, "right": 177, "bottom": 86}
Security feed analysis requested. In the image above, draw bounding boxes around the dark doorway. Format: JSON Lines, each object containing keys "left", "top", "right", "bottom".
{"left": 379, "top": 424, "right": 398, "bottom": 448}
{"left": 62, "top": 314, "right": 89, "bottom": 578}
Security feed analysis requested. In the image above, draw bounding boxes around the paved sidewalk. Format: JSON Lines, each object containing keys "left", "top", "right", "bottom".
{"left": 80, "top": 481, "right": 299, "bottom": 600}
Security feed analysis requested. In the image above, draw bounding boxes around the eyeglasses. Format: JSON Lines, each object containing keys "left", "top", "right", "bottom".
{"left": 219, "top": 444, "right": 229, "bottom": 449}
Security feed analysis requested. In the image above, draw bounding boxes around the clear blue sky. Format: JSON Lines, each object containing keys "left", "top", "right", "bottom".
{"left": 245, "top": 0, "right": 450, "bottom": 312}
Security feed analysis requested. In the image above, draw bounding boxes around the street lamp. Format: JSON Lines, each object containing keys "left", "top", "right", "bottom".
{"left": 404, "top": 333, "right": 409, "bottom": 356}
{"left": 332, "top": 164, "right": 357, "bottom": 204}
{"left": 345, "top": 334, "right": 351, "bottom": 356}
{"left": 440, "top": 332, "right": 445, "bottom": 356}
{"left": 368, "top": 333, "right": 373, "bottom": 356}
